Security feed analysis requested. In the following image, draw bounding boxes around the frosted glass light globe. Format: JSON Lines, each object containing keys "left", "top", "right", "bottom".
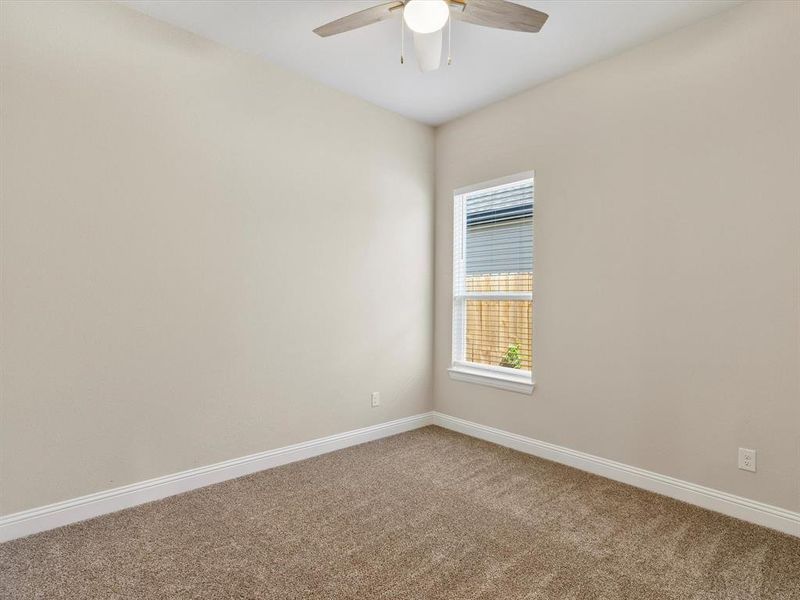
{"left": 403, "top": 0, "right": 450, "bottom": 34}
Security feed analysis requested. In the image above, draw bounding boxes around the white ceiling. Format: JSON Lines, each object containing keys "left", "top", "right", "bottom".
{"left": 119, "top": 0, "right": 744, "bottom": 125}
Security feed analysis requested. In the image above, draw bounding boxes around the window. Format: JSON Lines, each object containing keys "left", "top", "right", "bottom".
{"left": 450, "top": 172, "right": 534, "bottom": 394}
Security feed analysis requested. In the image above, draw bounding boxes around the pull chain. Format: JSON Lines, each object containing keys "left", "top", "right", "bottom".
{"left": 400, "top": 14, "right": 405, "bottom": 64}
{"left": 447, "top": 16, "right": 452, "bottom": 65}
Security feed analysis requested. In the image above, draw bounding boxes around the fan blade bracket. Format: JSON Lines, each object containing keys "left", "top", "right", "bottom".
{"left": 447, "top": 0, "right": 467, "bottom": 12}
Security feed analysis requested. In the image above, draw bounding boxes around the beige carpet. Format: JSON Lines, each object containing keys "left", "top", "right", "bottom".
{"left": 1, "top": 426, "right": 798, "bottom": 599}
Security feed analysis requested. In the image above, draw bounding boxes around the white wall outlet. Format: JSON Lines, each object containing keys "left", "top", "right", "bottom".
{"left": 370, "top": 392, "right": 380, "bottom": 408}
{"left": 738, "top": 448, "right": 756, "bottom": 472}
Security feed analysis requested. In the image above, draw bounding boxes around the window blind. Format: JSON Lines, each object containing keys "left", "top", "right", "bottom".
{"left": 453, "top": 176, "right": 533, "bottom": 374}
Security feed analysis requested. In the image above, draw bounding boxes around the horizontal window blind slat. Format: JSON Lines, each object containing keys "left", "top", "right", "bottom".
{"left": 456, "top": 292, "right": 532, "bottom": 301}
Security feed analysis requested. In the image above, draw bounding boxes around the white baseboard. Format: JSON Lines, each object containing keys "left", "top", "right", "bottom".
{"left": 0, "top": 412, "right": 434, "bottom": 543}
{"left": 433, "top": 412, "right": 799, "bottom": 538}
{"left": 4, "top": 411, "right": 796, "bottom": 543}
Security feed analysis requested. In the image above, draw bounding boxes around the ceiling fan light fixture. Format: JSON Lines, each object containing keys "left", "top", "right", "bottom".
{"left": 403, "top": 0, "right": 450, "bottom": 34}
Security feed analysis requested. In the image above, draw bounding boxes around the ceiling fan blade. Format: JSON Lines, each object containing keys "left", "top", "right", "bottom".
{"left": 313, "top": 1, "right": 404, "bottom": 37}
{"left": 414, "top": 30, "right": 443, "bottom": 72}
{"left": 453, "top": 0, "right": 548, "bottom": 33}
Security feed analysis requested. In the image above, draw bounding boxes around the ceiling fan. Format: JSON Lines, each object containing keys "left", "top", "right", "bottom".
{"left": 314, "top": 0, "right": 548, "bottom": 73}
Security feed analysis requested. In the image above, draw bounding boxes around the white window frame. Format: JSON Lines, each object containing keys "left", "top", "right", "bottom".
{"left": 448, "top": 171, "right": 535, "bottom": 395}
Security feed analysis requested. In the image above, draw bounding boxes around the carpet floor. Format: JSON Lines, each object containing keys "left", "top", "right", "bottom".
{"left": 1, "top": 426, "right": 799, "bottom": 599}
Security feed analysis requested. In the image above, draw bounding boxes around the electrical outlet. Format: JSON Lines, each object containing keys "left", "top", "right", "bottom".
{"left": 738, "top": 448, "right": 756, "bottom": 472}
{"left": 371, "top": 392, "right": 380, "bottom": 408}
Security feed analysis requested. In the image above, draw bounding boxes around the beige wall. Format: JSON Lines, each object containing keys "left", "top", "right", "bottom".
{"left": 434, "top": 0, "right": 800, "bottom": 512}
{"left": 2, "top": 0, "right": 797, "bottom": 519}
{"left": 0, "top": 1, "right": 434, "bottom": 515}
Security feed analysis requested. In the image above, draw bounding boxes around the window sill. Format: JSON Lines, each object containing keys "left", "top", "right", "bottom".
{"left": 448, "top": 364, "right": 534, "bottom": 395}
